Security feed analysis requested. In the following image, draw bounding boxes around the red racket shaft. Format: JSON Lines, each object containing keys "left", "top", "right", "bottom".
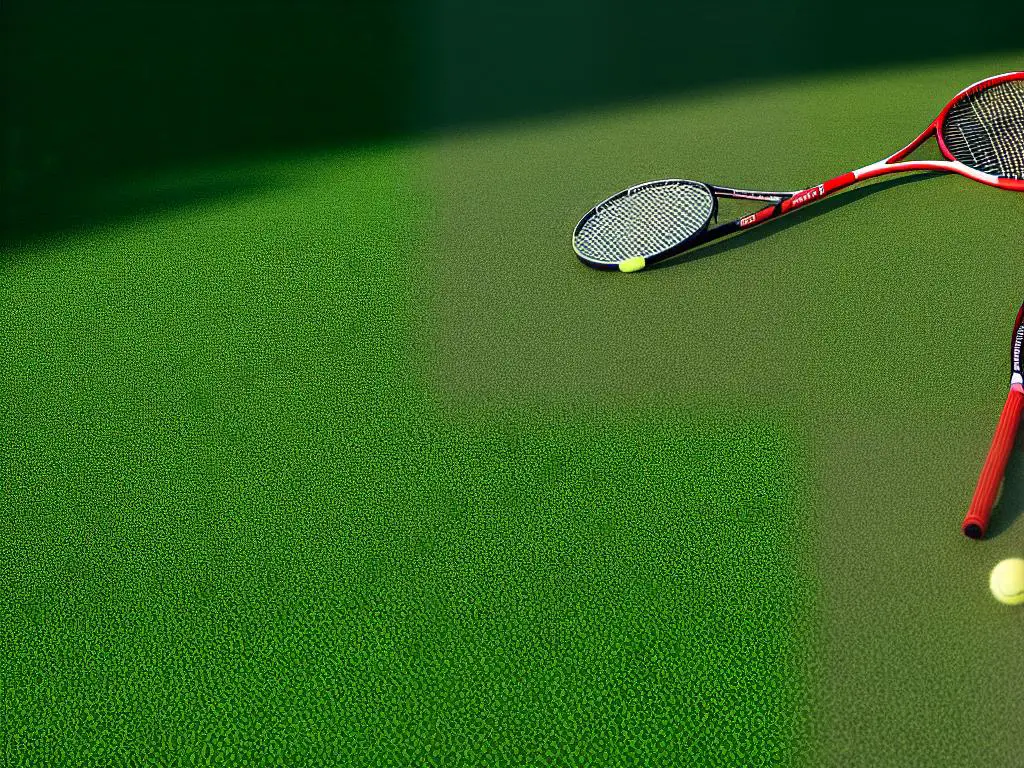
{"left": 962, "top": 383, "right": 1024, "bottom": 539}
{"left": 736, "top": 123, "right": 949, "bottom": 231}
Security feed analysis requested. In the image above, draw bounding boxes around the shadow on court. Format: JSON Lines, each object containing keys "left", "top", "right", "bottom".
{"left": 3, "top": 0, "right": 1022, "bottom": 246}
{"left": 1, "top": 173, "right": 279, "bottom": 254}
{"left": 979, "top": 427, "right": 1024, "bottom": 538}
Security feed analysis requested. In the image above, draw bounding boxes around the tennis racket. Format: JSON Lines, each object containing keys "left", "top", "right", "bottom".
{"left": 573, "top": 72, "right": 1024, "bottom": 272}
{"left": 961, "top": 302, "right": 1024, "bottom": 540}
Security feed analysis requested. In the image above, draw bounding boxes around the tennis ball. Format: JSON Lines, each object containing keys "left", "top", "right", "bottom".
{"left": 989, "top": 558, "right": 1024, "bottom": 605}
{"left": 618, "top": 257, "right": 645, "bottom": 273}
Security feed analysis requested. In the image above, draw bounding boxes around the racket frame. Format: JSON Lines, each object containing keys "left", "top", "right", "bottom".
{"left": 961, "top": 302, "right": 1024, "bottom": 540}
{"left": 574, "top": 71, "right": 1024, "bottom": 272}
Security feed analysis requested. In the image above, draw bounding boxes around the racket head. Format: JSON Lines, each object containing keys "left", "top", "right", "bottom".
{"left": 572, "top": 179, "right": 717, "bottom": 271}
{"left": 935, "top": 72, "right": 1024, "bottom": 188}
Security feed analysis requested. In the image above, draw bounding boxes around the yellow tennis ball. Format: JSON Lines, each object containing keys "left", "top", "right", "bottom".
{"left": 989, "top": 558, "right": 1024, "bottom": 605}
{"left": 618, "top": 257, "right": 645, "bottom": 273}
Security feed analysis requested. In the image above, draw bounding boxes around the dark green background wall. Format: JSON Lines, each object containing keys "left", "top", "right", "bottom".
{"left": 3, "top": 0, "right": 1022, "bottom": 240}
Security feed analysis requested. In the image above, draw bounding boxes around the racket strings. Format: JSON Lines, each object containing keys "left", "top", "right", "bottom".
{"left": 942, "top": 79, "right": 1024, "bottom": 179}
{"left": 573, "top": 181, "right": 714, "bottom": 264}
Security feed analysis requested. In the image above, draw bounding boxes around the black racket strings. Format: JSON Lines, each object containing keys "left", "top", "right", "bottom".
{"left": 941, "top": 79, "right": 1024, "bottom": 179}
{"left": 574, "top": 181, "right": 715, "bottom": 266}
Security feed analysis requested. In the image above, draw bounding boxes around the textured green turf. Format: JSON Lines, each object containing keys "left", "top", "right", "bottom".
{"left": 2, "top": 146, "right": 811, "bottom": 765}
{"left": 6, "top": 52, "right": 1024, "bottom": 767}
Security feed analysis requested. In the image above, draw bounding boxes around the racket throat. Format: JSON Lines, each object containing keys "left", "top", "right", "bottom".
{"left": 851, "top": 123, "right": 946, "bottom": 181}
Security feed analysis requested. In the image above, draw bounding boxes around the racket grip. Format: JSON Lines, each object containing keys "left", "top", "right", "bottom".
{"left": 962, "top": 383, "right": 1024, "bottom": 539}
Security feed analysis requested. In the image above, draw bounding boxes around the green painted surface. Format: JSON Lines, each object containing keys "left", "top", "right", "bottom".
{"left": 5, "top": 51, "right": 1024, "bottom": 766}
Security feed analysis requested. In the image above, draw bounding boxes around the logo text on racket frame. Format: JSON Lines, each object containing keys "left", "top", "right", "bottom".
{"left": 789, "top": 184, "right": 826, "bottom": 210}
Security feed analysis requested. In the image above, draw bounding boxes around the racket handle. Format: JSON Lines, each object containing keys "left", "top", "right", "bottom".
{"left": 962, "top": 383, "right": 1024, "bottom": 539}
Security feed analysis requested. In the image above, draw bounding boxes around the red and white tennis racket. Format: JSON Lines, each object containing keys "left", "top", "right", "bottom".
{"left": 961, "top": 302, "right": 1024, "bottom": 540}
{"left": 574, "top": 72, "right": 1024, "bottom": 272}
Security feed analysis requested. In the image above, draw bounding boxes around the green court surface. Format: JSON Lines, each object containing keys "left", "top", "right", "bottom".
{"left": 3, "top": 52, "right": 1024, "bottom": 766}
